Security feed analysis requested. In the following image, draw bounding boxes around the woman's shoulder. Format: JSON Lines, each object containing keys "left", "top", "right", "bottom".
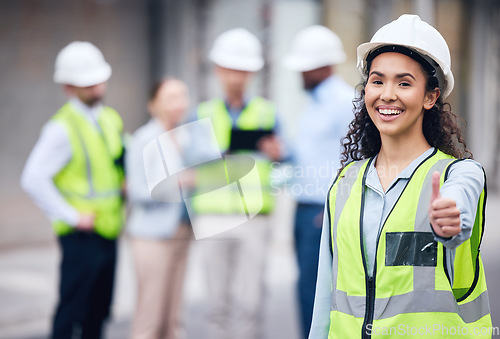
{"left": 445, "top": 158, "right": 485, "bottom": 189}
{"left": 130, "top": 119, "right": 163, "bottom": 144}
{"left": 448, "top": 158, "right": 483, "bottom": 175}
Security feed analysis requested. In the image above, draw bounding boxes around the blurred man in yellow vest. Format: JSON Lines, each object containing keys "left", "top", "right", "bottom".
{"left": 21, "top": 41, "right": 125, "bottom": 339}
{"left": 193, "top": 28, "right": 283, "bottom": 339}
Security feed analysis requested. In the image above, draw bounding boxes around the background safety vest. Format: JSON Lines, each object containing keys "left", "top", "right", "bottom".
{"left": 52, "top": 103, "right": 125, "bottom": 239}
{"left": 327, "top": 149, "right": 491, "bottom": 338}
{"left": 193, "top": 97, "right": 276, "bottom": 215}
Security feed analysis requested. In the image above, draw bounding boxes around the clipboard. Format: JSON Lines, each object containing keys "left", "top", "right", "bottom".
{"left": 229, "top": 128, "right": 275, "bottom": 151}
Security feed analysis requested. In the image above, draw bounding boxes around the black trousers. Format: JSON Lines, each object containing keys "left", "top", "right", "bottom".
{"left": 52, "top": 232, "right": 117, "bottom": 339}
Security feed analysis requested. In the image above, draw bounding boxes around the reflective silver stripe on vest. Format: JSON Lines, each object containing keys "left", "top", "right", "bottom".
{"left": 67, "top": 114, "right": 120, "bottom": 199}
{"left": 374, "top": 290, "right": 459, "bottom": 319}
{"left": 414, "top": 159, "right": 454, "bottom": 232}
{"left": 68, "top": 116, "right": 96, "bottom": 197}
{"left": 330, "top": 157, "right": 489, "bottom": 323}
{"left": 413, "top": 159, "right": 454, "bottom": 292}
{"left": 332, "top": 289, "right": 458, "bottom": 319}
{"left": 330, "top": 160, "right": 369, "bottom": 313}
{"left": 458, "top": 291, "right": 490, "bottom": 323}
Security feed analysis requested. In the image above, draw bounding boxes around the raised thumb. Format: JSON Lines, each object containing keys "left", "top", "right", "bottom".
{"left": 430, "top": 171, "right": 441, "bottom": 203}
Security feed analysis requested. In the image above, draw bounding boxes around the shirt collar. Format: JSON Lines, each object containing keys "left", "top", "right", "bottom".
{"left": 308, "top": 74, "right": 336, "bottom": 101}
{"left": 224, "top": 97, "right": 251, "bottom": 123}
{"left": 224, "top": 97, "right": 249, "bottom": 113}
{"left": 366, "top": 147, "right": 435, "bottom": 192}
{"left": 69, "top": 97, "right": 103, "bottom": 120}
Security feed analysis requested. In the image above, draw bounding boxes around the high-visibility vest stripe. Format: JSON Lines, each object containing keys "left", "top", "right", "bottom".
{"left": 331, "top": 288, "right": 490, "bottom": 322}
{"left": 328, "top": 159, "right": 368, "bottom": 313}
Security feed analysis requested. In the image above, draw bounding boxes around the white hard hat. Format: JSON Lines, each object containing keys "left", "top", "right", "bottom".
{"left": 53, "top": 41, "right": 112, "bottom": 87}
{"left": 357, "top": 14, "right": 454, "bottom": 98}
{"left": 282, "top": 25, "right": 346, "bottom": 72}
{"left": 209, "top": 28, "right": 264, "bottom": 72}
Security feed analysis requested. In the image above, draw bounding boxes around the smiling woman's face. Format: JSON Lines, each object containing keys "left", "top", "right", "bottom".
{"left": 365, "top": 52, "right": 439, "bottom": 141}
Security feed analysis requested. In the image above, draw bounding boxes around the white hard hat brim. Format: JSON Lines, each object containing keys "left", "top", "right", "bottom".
{"left": 209, "top": 50, "right": 264, "bottom": 72}
{"left": 54, "top": 63, "right": 112, "bottom": 87}
{"left": 357, "top": 42, "right": 454, "bottom": 98}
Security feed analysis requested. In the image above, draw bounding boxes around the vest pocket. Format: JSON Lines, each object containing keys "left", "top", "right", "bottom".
{"left": 385, "top": 232, "right": 437, "bottom": 266}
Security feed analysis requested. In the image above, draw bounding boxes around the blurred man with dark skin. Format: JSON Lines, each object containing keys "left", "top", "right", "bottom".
{"left": 283, "top": 26, "right": 354, "bottom": 338}
{"left": 21, "top": 41, "right": 124, "bottom": 339}
{"left": 193, "top": 28, "right": 283, "bottom": 339}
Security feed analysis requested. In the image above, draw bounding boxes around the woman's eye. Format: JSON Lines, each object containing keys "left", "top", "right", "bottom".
{"left": 399, "top": 82, "right": 411, "bottom": 87}
{"left": 371, "top": 80, "right": 383, "bottom": 85}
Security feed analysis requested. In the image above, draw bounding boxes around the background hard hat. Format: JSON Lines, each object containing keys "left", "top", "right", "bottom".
{"left": 209, "top": 28, "right": 264, "bottom": 72}
{"left": 282, "top": 25, "right": 346, "bottom": 72}
{"left": 53, "top": 41, "right": 112, "bottom": 87}
{"left": 357, "top": 14, "right": 454, "bottom": 98}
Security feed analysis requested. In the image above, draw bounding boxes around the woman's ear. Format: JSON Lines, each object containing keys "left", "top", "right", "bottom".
{"left": 424, "top": 88, "right": 440, "bottom": 110}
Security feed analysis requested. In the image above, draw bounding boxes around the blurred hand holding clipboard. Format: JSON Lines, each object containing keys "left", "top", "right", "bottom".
{"left": 229, "top": 128, "right": 275, "bottom": 152}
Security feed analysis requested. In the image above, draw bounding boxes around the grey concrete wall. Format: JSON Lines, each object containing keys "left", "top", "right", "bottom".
{"left": 156, "top": 0, "right": 321, "bottom": 141}
{"left": 0, "top": 0, "right": 322, "bottom": 246}
{"left": 3, "top": 0, "right": 498, "bottom": 247}
{"left": 468, "top": 0, "right": 500, "bottom": 187}
{"left": 0, "top": 0, "right": 150, "bottom": 245}
{"left": 322, "top": 0, "right": 366, "bottom": 88}
{"left": 270, "top": 0, "right": 321, "bottom": 140}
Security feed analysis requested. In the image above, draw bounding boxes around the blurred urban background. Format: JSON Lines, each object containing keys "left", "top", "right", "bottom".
{"left": 0, "top": 0, "right": 499, "bottom": 338}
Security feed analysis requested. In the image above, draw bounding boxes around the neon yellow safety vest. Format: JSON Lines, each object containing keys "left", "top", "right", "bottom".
{"left": 52, "top": 103, "right": 125, "bottom": 239}
{"left": 327, "top": 149, "right": 491, "bottom": 338}
{"left": 193, "top": 97, "right": 276, "bottom": 214}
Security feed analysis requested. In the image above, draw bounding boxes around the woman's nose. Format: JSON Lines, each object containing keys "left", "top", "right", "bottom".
{"left": 380, "top": 84, "right": 397, "bottom": 102}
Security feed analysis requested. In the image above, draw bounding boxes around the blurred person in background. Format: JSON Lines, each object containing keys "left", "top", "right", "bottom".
{"left": 193, "top": 28, "right": 284, "bottom": 339}
{"left": 282, "top": 26, "right": 354, "bottom": 338}
{"left": 126, "top": 77, "right": 193, "bottom": 339}
{"left": 21, "top": 41, "right": 125, "bottom": 339}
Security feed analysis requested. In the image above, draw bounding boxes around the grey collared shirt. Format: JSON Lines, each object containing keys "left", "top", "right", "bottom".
{"left": 126, "top": 119, "right": 185, "bottom": 239}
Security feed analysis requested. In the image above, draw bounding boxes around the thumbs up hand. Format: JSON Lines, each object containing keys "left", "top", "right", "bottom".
{"left": 428, "top": 171, "right": 461, "bottom": 238}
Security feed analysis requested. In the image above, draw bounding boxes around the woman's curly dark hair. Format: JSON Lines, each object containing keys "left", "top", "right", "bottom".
{"left": 339, "top": 57, "right": 471, "bottom": 170}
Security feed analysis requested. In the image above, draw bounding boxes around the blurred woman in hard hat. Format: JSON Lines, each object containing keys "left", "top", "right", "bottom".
{"left": 309, "top": 14, "right": 491, "bottom": 338}
{"left": 126, "top": 78, "right": 193, "bottom": 339}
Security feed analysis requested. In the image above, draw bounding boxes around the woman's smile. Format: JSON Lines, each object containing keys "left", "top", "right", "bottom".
{"left": 376, "top": 105, "right": 404, "bottom": 121}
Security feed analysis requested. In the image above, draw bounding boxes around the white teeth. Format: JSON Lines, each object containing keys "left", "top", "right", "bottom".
{"left": 379, "top": 108, "right": 402, "bottom": 115}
